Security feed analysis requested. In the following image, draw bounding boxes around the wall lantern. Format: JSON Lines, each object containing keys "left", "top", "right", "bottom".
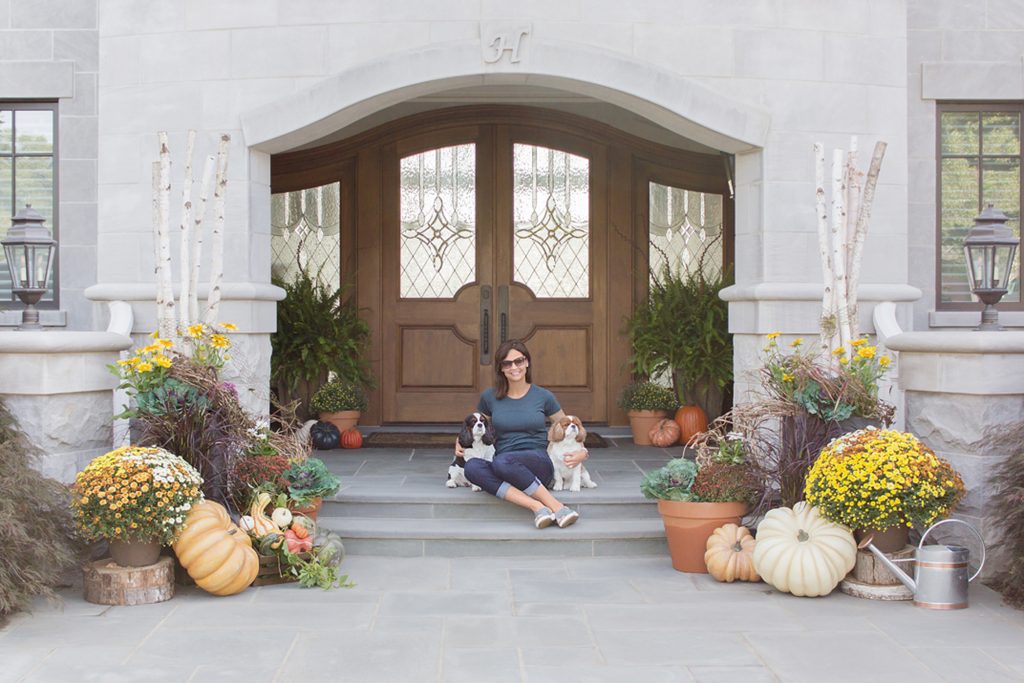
{"left": 1, "top": 204, "right": 56, "bottom": 330}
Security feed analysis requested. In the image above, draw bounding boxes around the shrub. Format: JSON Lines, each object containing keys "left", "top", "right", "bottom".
{"left": 230, "top": 454, "right": 291, "bottom": 509}
{"left": 617, "top": 380, "right": 679, "bottom": 413}
{"left": 691, "top": 461, "right": 761, "bottom": 504}
{"left": 311, "top": 380, "right": 368, "bottom": 413}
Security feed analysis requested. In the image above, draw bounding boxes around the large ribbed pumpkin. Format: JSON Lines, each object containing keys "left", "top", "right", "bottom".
{"left": 752, "top": 502, "right": 856, "bottom": 597}
{"left": 648, "top": 418, "right": 681, "bottom": 447}
{"left": 340, "top": 428, "right": 363, "bottom": 449}
{"left": 173, "top": 500, "right": 259, "bottom": 596}
{"left": 674, "top": 405, "right": 708, "bottom": 445}
{"left": 704, "top": 523, "right": 760, "bottom": 583}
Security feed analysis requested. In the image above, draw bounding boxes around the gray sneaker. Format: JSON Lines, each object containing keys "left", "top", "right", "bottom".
{"left": 534, "top": 506, "right": 556, "bottom": 529}
{"left": 555, "top": 507, "right": 579, "bottom": 528}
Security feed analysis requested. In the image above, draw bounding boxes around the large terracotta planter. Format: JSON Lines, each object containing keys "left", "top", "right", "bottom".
{"left": 656, "top": 500, "right": 749, "bottom": 573}
{"left": 628, "top": 410, "right": 670, "bottom": 446}
{"left": 320, "top": 410, "right": 360, "bottom": 434}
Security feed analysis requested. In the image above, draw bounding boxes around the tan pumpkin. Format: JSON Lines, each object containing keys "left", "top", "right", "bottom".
{"left": 173, "top": 500, "right": 260, "bottom": 596}
{"left": 752, "top": 502, "right": 857, "bottom": 597}
{"left": 704, "top": 523, "right": 760, "bottom": 583}
{"left": 648, "top": 418, "right": 681, "bottom": 448}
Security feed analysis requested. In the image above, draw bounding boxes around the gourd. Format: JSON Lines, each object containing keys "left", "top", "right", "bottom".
{"left": 648, "top": 419, "right": 681, "bottom": 448}
{"left": 284, "top": 529, "right": 314, "bottom": 554}
{"left": 258, "top": 532, "right": 285, "bottom": 555}
{"left": 704, "top": 523, "right": 760, "bottom": 583}
{"left": 674, "top": 405, "right": 708, "bottom": 445}
{"left": 341, "top": 428, "right": 363, "bottom": 449}
{"left": 271, "top": 507, "right": 293, "bottom": 529}
{"left": 172, "top": 500, "right": 259, "bottom": 596}
{"left": 752, "top": 502, "right": 857, "bottom": 597}
{"left": 310, "top": 421, "right": 340, "bottom": 450}
{"left": 291, "top": 519, "right": 311, "bottom": 540}
{"left": 250, "top": 491, "right": 279, "bottom": 538}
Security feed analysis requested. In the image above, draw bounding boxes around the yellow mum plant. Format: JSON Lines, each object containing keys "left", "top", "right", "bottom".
{"left": 72, "top": 446, "right": 204, "bottom": 545}
{"left": 804, "top": 428, "right": 965, "bottom": 531}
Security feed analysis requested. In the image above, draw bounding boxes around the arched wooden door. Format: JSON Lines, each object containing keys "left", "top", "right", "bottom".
{"left": 380, "top": 124, "right": 607, "bottom": 422}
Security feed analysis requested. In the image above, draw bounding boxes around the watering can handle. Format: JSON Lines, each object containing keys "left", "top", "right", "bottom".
{"left": 919, "top": 518, "right": 987, "bottom": 582}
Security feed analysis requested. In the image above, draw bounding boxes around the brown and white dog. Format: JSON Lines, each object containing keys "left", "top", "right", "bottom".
{"left": 547, "top": 416, "right": 597, "bottom": 492}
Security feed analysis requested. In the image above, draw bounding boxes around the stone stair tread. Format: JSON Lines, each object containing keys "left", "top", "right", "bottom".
{"left": 331, "top": 486, "right": 654, "bottom": 506}
{"left": 317, "top": 515, "right": 666, "bottom": 541}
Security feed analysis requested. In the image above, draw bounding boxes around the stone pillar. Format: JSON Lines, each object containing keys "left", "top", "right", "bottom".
{"left": 885, "top": 330, "right": 1024, "bottom": 573}
{"left": 0, "top": 330, "right": 132, "bottom": 482}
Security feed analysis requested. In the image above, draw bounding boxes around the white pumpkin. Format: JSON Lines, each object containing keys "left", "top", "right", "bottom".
{"left": 752, "top": 502, "right": 856, "bottom": 597}
{"left": 271, "top": 507, "right": 293, "bottom": 529}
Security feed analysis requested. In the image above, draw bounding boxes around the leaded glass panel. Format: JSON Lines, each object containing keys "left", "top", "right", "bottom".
{"left": 649, "top": 182, "right": 724, "bottom": 282}
{"left": 512, "top": 144, "right": 589, "bottom": 298}
{"left": 400, "top": 144, "right": 476, "bottom": 299}
{"left": 271, "top": 182, "right": 341, "bottom": 289}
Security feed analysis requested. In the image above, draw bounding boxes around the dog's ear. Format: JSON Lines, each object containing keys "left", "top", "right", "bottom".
{"left": 548, "top": 420, "right": 564, "bottom": 443}
{"left": 482, "top": 420, "right": 496, "bottom": 446}
{"left": 457, "top": 424, "right": 474, "bottom": 449}
{"left": 574, "top": 419, "right": 587, "bottom": 443}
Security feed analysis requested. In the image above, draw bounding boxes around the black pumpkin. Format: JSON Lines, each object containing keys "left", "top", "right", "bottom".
{"left": 310, "top": 421, "right": 341, "bottom": 450}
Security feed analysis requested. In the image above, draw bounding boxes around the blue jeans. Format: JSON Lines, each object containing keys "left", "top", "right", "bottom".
{"left": 464, "top": 448, "right": 553, "bottom": 500}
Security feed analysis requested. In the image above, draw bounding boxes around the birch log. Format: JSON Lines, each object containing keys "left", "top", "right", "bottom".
{"left": 830, "top": 149, "right": 851, "bottom": 351}
{"left": 846, "top": 141, "right": 887, "bottom": 341}
{"left": 151, "top": 161, "right": 162, "bottom": 331}
{"left": 814, "top": 143, "right": 834, "bottom": 356}
{"left": 178, "top": 130, "right": 196, "bottom": 331}
{"left": 157, "top": 133, "right": 175, "bottom": 339}
{"left": 190, "top": 154, "right": 216, "bottom": 324}
{"left": 204, "top": 134, "right": 231, "bottom": 325}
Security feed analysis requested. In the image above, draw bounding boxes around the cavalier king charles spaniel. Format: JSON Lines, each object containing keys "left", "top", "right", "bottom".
{"left": 547, "top": 415, "right": 597, "bottom": 492}
{"left": 446, "top": 412, "right": 495, "bottom": 491}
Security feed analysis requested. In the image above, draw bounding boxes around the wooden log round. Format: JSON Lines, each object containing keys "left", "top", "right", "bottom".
{"left": 839, "top": 545, "right": 914, "bottom": 601}
{"left": 83, "top": 556, "right": 175, "bottom": 606}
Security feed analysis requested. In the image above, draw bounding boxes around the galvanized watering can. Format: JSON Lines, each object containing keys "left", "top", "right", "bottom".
{"left": 861, "top": 519, "right": 986, "bottom": 610}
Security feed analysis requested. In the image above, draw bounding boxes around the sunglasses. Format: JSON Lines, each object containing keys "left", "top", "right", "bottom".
{"left": 499, "top": 356, "right": 528, "bottom": 370}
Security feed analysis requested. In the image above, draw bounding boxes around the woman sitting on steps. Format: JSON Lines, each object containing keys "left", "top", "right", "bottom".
{"left": 454, "top": 339, "right": 587, "bottom": 529}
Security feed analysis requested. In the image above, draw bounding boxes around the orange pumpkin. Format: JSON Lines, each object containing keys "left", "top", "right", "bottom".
{"left": 648, "top": 418, "right": 680, "bottom": 447}
{"left": 674, "top": 405, "right": 708, "bottom": 445}
{"left": 341, "top": 428, "right": 363, "bottom": 449}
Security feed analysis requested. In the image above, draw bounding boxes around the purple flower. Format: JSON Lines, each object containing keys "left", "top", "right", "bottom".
{"left": 221, "top": 382, "right": 238, "bottom": 397}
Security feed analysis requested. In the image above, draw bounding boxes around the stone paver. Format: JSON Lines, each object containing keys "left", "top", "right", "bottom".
{"left": 4, "top": 555, "right": 1024, "bottom": 682}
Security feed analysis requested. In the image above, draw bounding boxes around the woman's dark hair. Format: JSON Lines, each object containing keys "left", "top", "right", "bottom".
{"left": 493, "top": 339, "right": 532, "bottom": 400}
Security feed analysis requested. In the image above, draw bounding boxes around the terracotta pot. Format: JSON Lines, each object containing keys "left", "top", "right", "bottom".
{"left": 289, "top": 497, "right": 323, "bottom": 522}
{"left": 854, "top": 525, "right": 910, "bottom": 554}
{"left": 320, "top": 410, "right": 360, "bottom": 434}
{"left": 656, "top": 500, "right": 748, "bottom": 573}
{"left": 627, "top": 410, "right": 670, "bottom": 446}
{"left": 108, "top": 538, "right": 162, "bottom": 568}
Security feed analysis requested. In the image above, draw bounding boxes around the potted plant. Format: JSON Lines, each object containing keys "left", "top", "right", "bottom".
{"left": 623, "top": 240, "right": 733, "bottom": 435}
{"left": 804, "top": 427, "right": 965, "bottom": 553}
{"left": 271, "top": 269, "right": 374, "bottom": 420}
{"left": 71, "top": 446, "right": 204, "bottom": 567}
{"left": 310, "top": 378, "right": 368, "bottom": 433}
{"left": 617, "top": 380, "right": 679, "bottom": 446}
{"left": 283, "top": 457, "right": 341, "bottom": 521}
{"left": 641, "top": 442, "right": 762, "bottom": 573}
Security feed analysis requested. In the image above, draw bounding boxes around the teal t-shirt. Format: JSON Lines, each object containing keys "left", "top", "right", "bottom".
{"left": 477, "top": 385, "right": 561, "bottom": 454}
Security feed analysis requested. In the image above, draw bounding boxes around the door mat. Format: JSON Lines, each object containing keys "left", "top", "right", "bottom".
{"left": 362, "top": 431, "right": 608, "bottom": 449}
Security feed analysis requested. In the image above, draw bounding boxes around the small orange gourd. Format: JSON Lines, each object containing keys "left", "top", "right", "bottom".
{"left": 648, "top": 418, "right": 681, "bottom": 447}
{"left": 704, "top": 523, "right": 760, "bottom": 583}
{"left": 173, "top": 500, "right": 260, "bottom": 596}
{"left": 674, "top": 405, "right": 709, "bottom": 445}
{"left": 341, "top": 428, "right": 363, "bottom": 449}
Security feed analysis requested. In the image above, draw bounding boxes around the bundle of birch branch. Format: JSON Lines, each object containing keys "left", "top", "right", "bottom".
{"left": 152, "top": 130, "right": 231, "bottom": 340}
{"left": 814, "top": 137, "right": 886, "bottom": 360}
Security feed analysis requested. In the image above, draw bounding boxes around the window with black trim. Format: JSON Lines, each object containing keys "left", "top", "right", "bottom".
{"left": 938, "top": 104, "right": 1021, "bottom": 309}
{"left": 0, "top": 103, "right": 58, "bottom": 307}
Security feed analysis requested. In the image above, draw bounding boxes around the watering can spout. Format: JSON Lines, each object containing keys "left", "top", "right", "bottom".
{"left": 864, "top": 542, "right": 917, "bottom": 592}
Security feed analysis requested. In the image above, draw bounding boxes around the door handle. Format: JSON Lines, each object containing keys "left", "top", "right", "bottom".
{"left": 480, "top": 286, "right": 492, "bottom": 365}
{"left": 497, "top": 285, "right": 509, "bottom": 343}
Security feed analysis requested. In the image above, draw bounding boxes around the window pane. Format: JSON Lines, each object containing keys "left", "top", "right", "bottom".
{"left": 271, "top": 182, "right": 340, "bottom": 289}
{"left": 14, "top": 110, "right": 53, "bottom": 154}
{"left": 399, "top": 144, "right": 476, "bottom": 299}
{"left": 14, "top": 157, "right": 54, "bottom": 225}
{"left": 981, "top": 157, "right": 1021, "bottom": 303}
{"left": 513, "top": 143, "right": 589, "bottom": 298}
{"left": 982, "top": 113, "right": 1020, "bottom": 155}
{"left": 0, "top": 111, "right": 11, "bottom": 155}
{"left": 941, "top": 112, "right": 980, "bottom": 155}
{"left": 940, "top": 157, "right": 979, "bottom": 303}
{"left": 649, "top": 182, "right": 724, "bottom": 283}
{"left": 0, "top": 158, "right": 11, "bottom": 301}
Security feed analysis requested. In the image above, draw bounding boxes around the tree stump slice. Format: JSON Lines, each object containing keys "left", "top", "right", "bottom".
{"left": 839, "top": 545, "right": 914, "bottom": 601}
{"left": 83, "top": 556, "right": 175, "bottom": 606}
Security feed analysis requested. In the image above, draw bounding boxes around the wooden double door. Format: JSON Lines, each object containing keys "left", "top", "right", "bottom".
{"left": 380, "top": 125, "right": 608, "bottom": 422}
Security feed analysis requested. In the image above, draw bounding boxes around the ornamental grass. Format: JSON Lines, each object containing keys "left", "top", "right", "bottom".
{"left": 804, "top": 428, "right": 964, "bottom": 531}
{"left": 71, "top": 446, "right": 204, "bottom": 545}
{"left": 987, "top": 422, "right": 1024, "bottom": 608}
